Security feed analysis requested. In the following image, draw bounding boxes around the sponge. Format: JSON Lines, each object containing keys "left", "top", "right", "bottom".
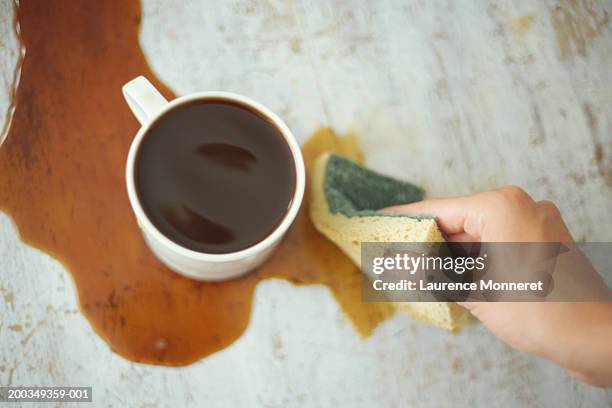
{"left": 324, "top": 154, "right": 426, "bottom": 217}
{"left": 309, "top": 152, "right": 467, "bottom": 331}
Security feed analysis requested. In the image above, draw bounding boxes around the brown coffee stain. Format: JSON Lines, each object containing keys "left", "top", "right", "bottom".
{"left": 550, "top": 0, "right": 610, "bottom": 60}
{"left": 0, "top": 286, "right": 15, "bottom": 306}
{"left": 583, "top": 102, "right": 612, "bottom": 187}
{"left": 0, "top": 1, "right": 392, "bottom": 365}
{"left": 510, "top": 15, "right": 534, "bottom": 40}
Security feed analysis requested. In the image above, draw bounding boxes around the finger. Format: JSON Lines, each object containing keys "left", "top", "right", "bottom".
{"left": 447, "top": 232, "right": 477, "bottom": 243}
{"left": 456, "top": 301, "right": 475, "bottom": 310}
{"left": 537, "top": 200, "right": 561, "bottom": 217}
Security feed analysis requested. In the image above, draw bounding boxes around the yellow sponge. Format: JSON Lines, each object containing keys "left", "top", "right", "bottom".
{"left": 309, "top": 150, "right": 467, "bottom": 331}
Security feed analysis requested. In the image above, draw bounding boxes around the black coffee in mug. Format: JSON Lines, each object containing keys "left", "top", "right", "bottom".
{"left": 134, "top": 99, "right": 297, "bottom": 254}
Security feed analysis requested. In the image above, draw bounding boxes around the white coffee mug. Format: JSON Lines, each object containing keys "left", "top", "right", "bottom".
{"left": 122, "top": 76, "right": 305, "bottom": 281}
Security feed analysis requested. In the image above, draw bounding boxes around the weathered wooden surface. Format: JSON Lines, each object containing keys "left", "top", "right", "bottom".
{"left": 1, "top": 0, "right": 611, "bottom": 406}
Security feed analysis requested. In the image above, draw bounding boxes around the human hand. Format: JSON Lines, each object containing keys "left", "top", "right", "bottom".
{"left": 385, "top": 186, "right": 612, "bottom": 387}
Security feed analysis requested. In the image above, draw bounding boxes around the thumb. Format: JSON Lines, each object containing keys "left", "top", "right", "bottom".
{"left": 383, "top": 195, "right": 486, "bottom": 239}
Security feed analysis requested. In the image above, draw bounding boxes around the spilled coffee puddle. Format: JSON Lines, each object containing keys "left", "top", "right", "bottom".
{"left": 0, "top": 0, "right": 393, "bottom": 365}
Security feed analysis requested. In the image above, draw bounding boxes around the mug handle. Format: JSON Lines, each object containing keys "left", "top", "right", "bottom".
{"left": 122, "top": 76, "right": 168, "bottom": 125}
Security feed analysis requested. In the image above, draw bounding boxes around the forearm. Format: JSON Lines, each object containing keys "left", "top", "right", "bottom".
{"left": 542, "top": 302, "right": 612, "bottom": 387}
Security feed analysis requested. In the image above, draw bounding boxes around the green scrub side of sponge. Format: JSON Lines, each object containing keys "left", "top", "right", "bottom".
{"left": 324, "top": 154, "right": 429, "bottom": 218}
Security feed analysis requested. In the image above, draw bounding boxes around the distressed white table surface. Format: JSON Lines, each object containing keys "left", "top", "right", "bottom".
{"left": 1, "top": 0, "right": 612, "bottom": 406}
